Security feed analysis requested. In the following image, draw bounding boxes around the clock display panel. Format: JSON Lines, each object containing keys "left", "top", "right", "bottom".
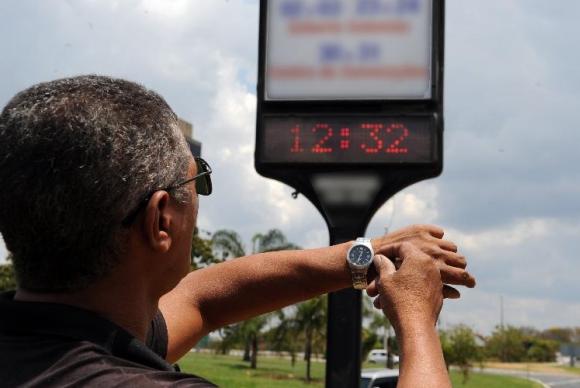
{"left": 259, "top": 114, "right": 436, "bottom": 164}
{"left": 265, "top": 0, "right": 434, "bottom": 100}
{"left": 348, "top": 245, "right": 373, "bottom": 266}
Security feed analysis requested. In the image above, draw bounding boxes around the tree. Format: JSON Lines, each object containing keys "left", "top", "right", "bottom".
{"left": 441, "top": 325, "right": 482, "bottom": 384}
{"left": 526, "top": 339, "right": 558, "bottom": 362}
{"left": 266, "top": 309, "right": 301, "bottom": 367}
{"left": 362, "top": 295, "right": 397, "bottom": 368}
{"left": 541, "top": 327, "right": 573, "bottom": 344}
{"left": 190, "top": 228, "right": 220, "bottom": 269}
{"left": 485, "top": 325, "right": 559, "bottom": 363}
{"left": 269, "top": 296, "right": 327, "bottom": 381}
{"left": 486, "top": 325, "right": 527, "bottom": 362}
{"left": 211, "top": 228, "right": 300, "bottom": 369}
{"left": 0, "top": 263, "right": 16, "bottom": 292}
{"left": 295, "top": 296, "right": 327, "bottom": 381}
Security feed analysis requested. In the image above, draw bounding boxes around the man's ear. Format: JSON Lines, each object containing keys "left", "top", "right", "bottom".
{"left": 142, "top": 191, "right": 173, "bottom": 253}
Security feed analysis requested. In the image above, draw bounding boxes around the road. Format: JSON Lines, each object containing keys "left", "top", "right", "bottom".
{"left": 476, "top": 367, "right": 580, "bottom": 388}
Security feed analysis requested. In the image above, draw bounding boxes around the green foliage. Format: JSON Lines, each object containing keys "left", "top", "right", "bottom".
{"left": 211, "top": 230, "right": 246, "bottom": 259}
{"left": 269, "top": 296, "right": 327, "bottom": 381}
{"left": 541, "top": 327, "right": 573, "bottom": 343}
{"left": 485, "top": 325, "right": 559, "bottom": 362}
{"left": 362, "top": 296, "right": 397, "bottom": 367}
{"left": 211, "top": 228, "right": 301, "bottom": 370}
{"left": 441, "top": 325, "right": 482, "bottom": 384}
{"left": 361, "top": 328, "right": 380, "bottom": 362}
{"left": 179, "top": 352, "right": 326, "bottom": 387}
{"left": 485, "top": 326, "right": 527, "bottom": 362}
{"left": 540, "top": 326, "right": 580, "bottom": 351}
{"left": 252, "top": 229, "right": 300, "bottom": 253}
{"left": 191, "top": 229, "right": 219, "bottom": 269}
{"left": 0, "top": 263, "right": 16, "bottom": 292}
{"left": 526, "top": 339, "right": 559, "bottom": 362}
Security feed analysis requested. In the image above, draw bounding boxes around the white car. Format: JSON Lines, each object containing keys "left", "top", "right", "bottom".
{"left": 368, "top": 349, "right": 399, "bottom": 364}
{"left": 360, "top": 368, "right": 399, "bottom": 388}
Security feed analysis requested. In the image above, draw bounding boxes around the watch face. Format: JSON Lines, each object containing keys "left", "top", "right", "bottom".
{"left": 348, "top": 245, "right": 373, "bottom": 266}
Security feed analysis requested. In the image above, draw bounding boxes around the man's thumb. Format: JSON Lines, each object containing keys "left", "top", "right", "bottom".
{"left": 373, "top": 254, "right": 395, "bottom": 276}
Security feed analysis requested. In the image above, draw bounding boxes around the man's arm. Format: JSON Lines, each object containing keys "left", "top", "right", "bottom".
{"left": 159, "top": 224, "right": 474, "bottom": 363}
{"left": 369, "top": 244, "right": 453, "bottom": 388}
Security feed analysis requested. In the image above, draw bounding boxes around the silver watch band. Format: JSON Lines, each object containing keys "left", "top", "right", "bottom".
{"left": 351, "top": 269, "right": 368, "bottom": 290}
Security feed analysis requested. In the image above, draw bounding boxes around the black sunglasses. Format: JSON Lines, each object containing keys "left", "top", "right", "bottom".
{"left": 121, "top": 157, "right": 212, "bottom": 226}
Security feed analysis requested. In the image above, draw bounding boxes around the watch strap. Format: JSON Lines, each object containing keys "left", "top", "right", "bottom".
{"left": 351, "top": 268, "right": 368, "bottom": 290}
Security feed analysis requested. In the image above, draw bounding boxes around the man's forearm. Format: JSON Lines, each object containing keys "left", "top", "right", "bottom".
{"left": 160, "top": 242, "right": 355, "bottom": 361}
{"left": 173, "top": 243, "right": 352, "bottom": 333}
{"left": 397, "top": 324, "right": 451, "bottom": 388}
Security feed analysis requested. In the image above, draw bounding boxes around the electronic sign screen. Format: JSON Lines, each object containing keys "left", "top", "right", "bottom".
{"left": 265, "top": 0, "right": 434, "bottom": 100}
{"left": 259, "top": 114, "right": 436, "bottom": 164}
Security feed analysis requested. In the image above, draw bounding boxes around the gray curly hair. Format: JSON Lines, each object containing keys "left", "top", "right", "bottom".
{"left": 0, "top": 75, "right": 191, "bottom": 292}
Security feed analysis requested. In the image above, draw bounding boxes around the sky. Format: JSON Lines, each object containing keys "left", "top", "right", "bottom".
{"left": 1, "top": 0, "right": 579, "bottom": 335}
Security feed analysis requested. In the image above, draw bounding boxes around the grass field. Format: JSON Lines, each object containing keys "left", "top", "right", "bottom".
{"left": 178, "top": 352, "right": 543, "bottom": 387}
{"left": 559, "top": 366, "right": 580, "bottom": 375}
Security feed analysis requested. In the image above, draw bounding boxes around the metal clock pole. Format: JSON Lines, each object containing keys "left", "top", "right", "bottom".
{"left": 326, "top": 225, "right": 365, "bottom": 388}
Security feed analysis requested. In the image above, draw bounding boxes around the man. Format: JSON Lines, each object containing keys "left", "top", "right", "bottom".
{"left": 0, "top": 75, "right": 475, "bottom": 387}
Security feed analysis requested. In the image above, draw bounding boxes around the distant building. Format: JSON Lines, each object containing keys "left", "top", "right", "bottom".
{"left": 177, "top": 118, "right": 202, "bottom": 157}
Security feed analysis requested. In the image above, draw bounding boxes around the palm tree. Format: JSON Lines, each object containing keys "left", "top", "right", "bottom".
{"left": 272, "top": 296, "right": 327, "bottom": 382}
{"left": 296, "top": 296, "right": 327, "bottom": 382}
{"left": 211, "top": 228, "right": 300, "bottom": 369}
{"left": 211, "top": 229, "right": 246, "bottom": 260}
{"left": 363, "top": 296, "right": 396, "bottom": 368}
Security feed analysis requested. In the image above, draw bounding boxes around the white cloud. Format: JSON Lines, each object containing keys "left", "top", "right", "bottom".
{"left": 447, "top": 218, "right": 552, "bottom": 253}
{"left": 367, "top": 181, "right": 439, "bottom": 236}
{"left": 140, "top": 0, "right": 192, "bottom": 20}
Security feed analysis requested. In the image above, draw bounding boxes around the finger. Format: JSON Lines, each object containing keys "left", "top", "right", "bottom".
{"left": 439, "top": 263, "right": 476, "bottom": 288}
{"left": 423, "top": 224, "right": 444, "bottom": 239}
{"left": 366, "top": 279, "right": 378, "bottom": 297}
{"left": 436, "top": 250, "right": 467, "bottom": 269}
{"left": 377, "top": 242, "right": 428, "bottom": 271}
{"left": 438, "top": 239, "right": 458, "bottom": 253}
{"left": 443, "top": 285, "right": 460, "bottom": 299}
{"left": 373, "top": 296, "right": 382, "bottom": 310}
{"left": 373, "top": 254, "right": 396, "bottom": 277}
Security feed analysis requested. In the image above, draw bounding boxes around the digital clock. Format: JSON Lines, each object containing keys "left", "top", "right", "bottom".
{"left": 258, "top": 114, "right": 436, "bottom": 164}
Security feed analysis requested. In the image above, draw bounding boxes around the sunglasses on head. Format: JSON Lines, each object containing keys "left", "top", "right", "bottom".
{"left": 121, "top": 156, "right": 212, "bottom": 226}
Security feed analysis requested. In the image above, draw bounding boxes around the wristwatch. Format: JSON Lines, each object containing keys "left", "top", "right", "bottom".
{"left": 346, "top": 238, "right": 374, "bottom": 290}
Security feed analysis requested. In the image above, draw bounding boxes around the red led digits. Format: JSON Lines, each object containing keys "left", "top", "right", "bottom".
{"left": 311, "top": 123, "right": 333, "bottom": 153}
{"left": 340, "top": 127, "right": 350, "bottom": 149}
{"left": 286, "top": 119, "right": 413, "bottom": 159}
{"left": 360, "top": 123, "right": 383, "bottom": 153}
{"left": 290, "top": 125, "right": 303, "bottom": 153}
{"left": 386, "top": 123, "right": 409, "bottom": 154}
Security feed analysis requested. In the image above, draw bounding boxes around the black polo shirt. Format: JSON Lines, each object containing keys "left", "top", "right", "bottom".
{"left": 0, "top": 292, "right": 216, "bottom": 387}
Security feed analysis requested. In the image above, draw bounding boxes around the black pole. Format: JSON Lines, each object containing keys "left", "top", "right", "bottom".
{"left": 325, "top": 226, "right": 365, "bottom": 388}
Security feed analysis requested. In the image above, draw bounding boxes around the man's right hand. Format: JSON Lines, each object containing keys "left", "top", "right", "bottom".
{"left": 367, "top": 243, "right": 448, "bottom": 333}
{"left": 367, "top": 243, "right": 455, "bottom": 387}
